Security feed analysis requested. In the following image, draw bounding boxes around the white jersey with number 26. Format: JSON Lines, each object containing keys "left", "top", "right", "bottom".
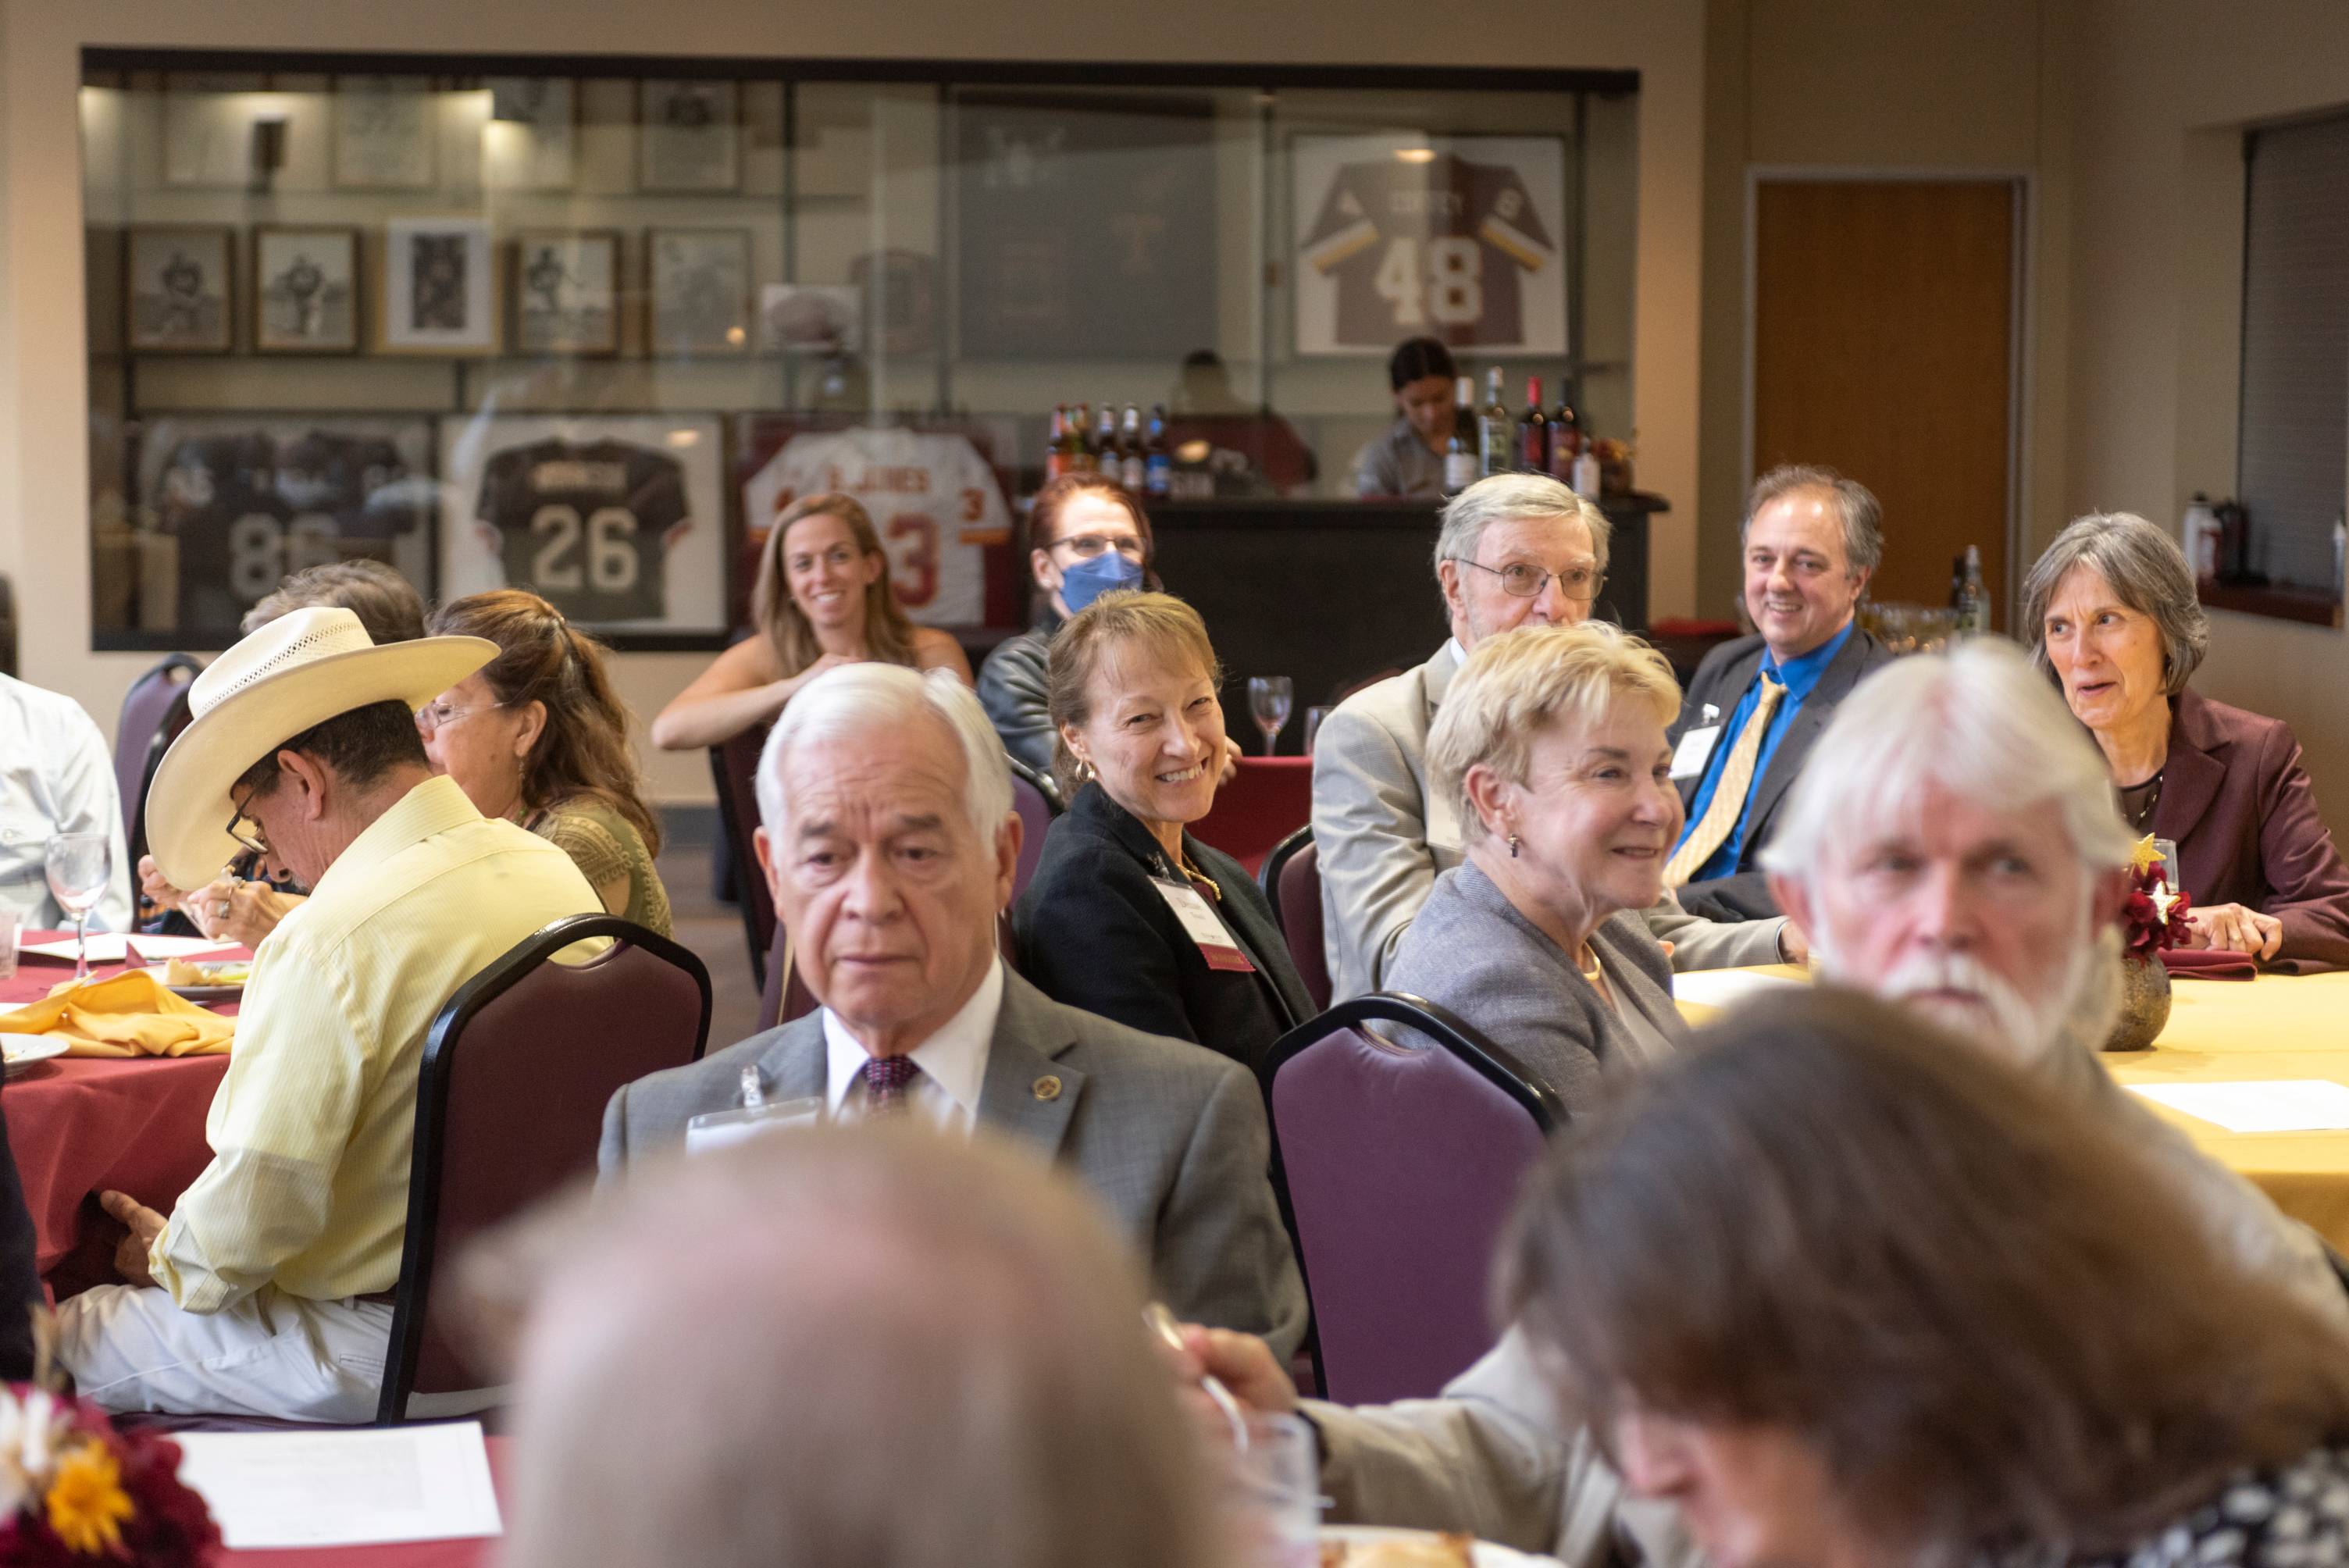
{"left": 740, "top": 427, "right": 1011, "bottom": 627}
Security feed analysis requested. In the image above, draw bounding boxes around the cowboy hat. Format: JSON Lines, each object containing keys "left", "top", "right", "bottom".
{"left": 145, "top": 607, "right": 497, "bottom": 889}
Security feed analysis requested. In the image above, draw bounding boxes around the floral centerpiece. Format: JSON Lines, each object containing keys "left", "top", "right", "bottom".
{"left": 0, "top": 1383, "right": 217, "bottom": 1565}
{"left": 2106, "top": 836, "right": 2192, "bottom": 1051}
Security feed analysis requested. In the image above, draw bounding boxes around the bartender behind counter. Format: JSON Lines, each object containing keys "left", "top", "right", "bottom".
{"left": 1349, "top": 336, "right": 1457, "bottom": 499}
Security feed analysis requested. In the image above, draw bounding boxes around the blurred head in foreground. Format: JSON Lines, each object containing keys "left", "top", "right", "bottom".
{"left": 1763, "top": 636, "right": 2135, "bottom": 1067}
{"left": 1502, "top": 990, "right": 2349, "bottom": 1568}
{"left": 483, "top": 1125, "right": 1217, "bottom": 1568}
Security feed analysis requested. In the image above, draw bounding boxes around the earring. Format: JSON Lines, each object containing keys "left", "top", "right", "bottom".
{"left": 1508, "top": 833, "right": 1520, "bottom": 859}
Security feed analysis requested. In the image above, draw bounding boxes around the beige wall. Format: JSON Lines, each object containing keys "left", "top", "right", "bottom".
{"left": 2067, "top": 0, "right": 2349, "bottom": 836}
{"left": 1695, "top": 0, "right": 2075, "bottom": 623}
{"left": 0, "top": 0, "right": 1706, "bottom": 805}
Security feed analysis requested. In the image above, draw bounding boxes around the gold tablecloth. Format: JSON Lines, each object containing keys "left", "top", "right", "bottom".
{"left": 1680, "top": 968, "right": 2349, "bottom": 1250}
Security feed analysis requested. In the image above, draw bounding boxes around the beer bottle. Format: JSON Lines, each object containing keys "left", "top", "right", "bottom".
{"left": 1120, "top": 404, "right": 1146, "bottom": 492}
{"left": 1145, "top": 404, "right": 1172, "bottom": 498}
{"left": 1096, "top": 404, "right": 1121, "bottom": 481}
{"left": 1071, "top": 403, "right": 1096, "bottom": 472}
{"left": 1547, "top": 391, "right": 1581, "bottom": 480}
{"left": 1046, "top": 404, "right": 1073, "bottom": 483}
{"left": 1518, "top": 376, "right": 1549, "bottom": 473}
{"left": 1477, "top": 369, "right": 1513, "bottom": 478}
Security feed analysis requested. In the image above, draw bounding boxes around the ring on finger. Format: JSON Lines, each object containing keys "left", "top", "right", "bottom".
{"left": 215, "top": 901, "right": 231, "bottom": 918}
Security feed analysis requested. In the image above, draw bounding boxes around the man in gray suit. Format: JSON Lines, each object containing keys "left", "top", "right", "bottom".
{"left": 600, "top": 662, "right": 1307, "bottom": 1360}
{"left": 1313, "top": 472, "right": 1795, "bottom": 1003}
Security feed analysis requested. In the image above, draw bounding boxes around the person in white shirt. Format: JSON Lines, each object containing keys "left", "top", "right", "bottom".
{"left": 0, "top": 672, "right": 132, "bottom": 933}
{"left": 599, "top": 662, "right": 1306, "bottom": 1357}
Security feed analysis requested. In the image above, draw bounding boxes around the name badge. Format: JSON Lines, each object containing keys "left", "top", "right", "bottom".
{"left": 684, "top": 1065, "right": 825, "bottom": 1156}
{"left": 1151, "top": 878, "right": 1256, "bottom": 974}
{"left": 1670, "top": 725, "right": 1723, "bottom": 780}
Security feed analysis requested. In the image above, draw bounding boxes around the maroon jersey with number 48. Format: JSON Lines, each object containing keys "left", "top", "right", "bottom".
{"left": 1301, "top": 151, "right": 1554, "bottom": 350}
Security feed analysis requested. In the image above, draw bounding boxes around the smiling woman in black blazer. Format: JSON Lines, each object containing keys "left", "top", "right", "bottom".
{"left": 1013, "top": 593, "right": 1314, "bottom": 1074}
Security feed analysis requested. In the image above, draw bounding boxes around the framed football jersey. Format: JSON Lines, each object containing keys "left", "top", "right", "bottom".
{"left": 439, "top": 413, "right": 731, "bottom": 645}
{"left": 132, "top": 415, "right": 435, "bottom": 643}
{"left": 1292, "top": 134, "right": 1568, "bottom": 357}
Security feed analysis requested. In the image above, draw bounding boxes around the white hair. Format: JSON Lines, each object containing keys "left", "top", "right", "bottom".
{"left": 1433, "top": 471, "right": 1613, "bottom": 579}
{"left": 755, "top": 663, "right": 1013, "bottom": 843}
{"left": 1762, "top": 637, "right": 2136, "bottom": 882}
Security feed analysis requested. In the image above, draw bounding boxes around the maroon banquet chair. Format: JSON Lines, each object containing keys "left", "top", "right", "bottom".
{"left": 708, "top": 727, "right": 777, "bottom": 987}
{"left": 1263, "top": 992, "right": 1560, "bottom": 1406}
{"left": 1192, "top": 755, "right": 1314, "bottom": 876}
{"left": 114, "top": 653, "right": 201, "bottom": 871}
{"left": 1258, "top": 826, "right": 1331, "bottom": 1014}
{"left": 1006, "top": 754, "right": 1064, "bottom": 898}
{"left": 377, "top": 914, "right": 713, "bottom": 1424}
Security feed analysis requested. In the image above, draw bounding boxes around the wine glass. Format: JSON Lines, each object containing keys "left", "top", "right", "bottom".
{"left": 1246, "top": 676, "right": 1293, "bottom": 757}
{"left": 45, "top": 833, "right": 111, "bottom": 984}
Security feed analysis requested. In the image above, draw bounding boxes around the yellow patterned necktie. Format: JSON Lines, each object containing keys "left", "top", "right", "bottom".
{"left": 1663, "top": 675, "right": 1786, "bottom": 889}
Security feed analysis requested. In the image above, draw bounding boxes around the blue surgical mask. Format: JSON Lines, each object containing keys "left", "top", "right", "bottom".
{"left": 1058, "top": 551, "right": 1145, "bottom": 613}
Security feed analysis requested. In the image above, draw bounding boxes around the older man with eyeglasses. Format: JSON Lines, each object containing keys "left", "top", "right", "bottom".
{"left": 1313, "top": 472, "right": 1794, "bottom": 1004}
{"left": 56, "top": 608, "right": 601, "bottom": 1423}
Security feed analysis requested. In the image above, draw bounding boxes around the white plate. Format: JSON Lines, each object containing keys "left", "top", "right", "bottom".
{"left": 137, "top": 963, "right": 247, "bottom": 1003}
{"left": 0, "top": 1037, "right": 68, "bottom": 1074}
{"left": 1322, "top": 1526, "right": 1564, "bottom": 1567}
{"left": 20, "top": 935, "right": 237, "bottom": 965}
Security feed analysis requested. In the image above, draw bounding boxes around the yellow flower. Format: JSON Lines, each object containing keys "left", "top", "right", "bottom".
{"left": 2130, "top": 834, "right": 2165, "bottom": 875}
{"left": 45, "top": 1440, "right": 134, "bottom": 1556}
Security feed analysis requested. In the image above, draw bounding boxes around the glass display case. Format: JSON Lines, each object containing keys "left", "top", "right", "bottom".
{"left": 80, "top": 54, "right": 1640, "bottom": 650}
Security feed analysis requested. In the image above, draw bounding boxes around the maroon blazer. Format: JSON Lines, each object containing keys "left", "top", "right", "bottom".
{"left": 2155, "top": 688, "right": 2349, "bottom": 971}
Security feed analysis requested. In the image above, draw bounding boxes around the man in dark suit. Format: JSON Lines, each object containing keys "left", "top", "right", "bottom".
{"left": 600, "top": 661, "right": 1307, "bottom": 1360}
{"left": 1663, "top": 465, "right": 1895, "bottom": 921}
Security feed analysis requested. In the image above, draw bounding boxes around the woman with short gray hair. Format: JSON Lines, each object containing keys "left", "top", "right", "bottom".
{"left": 1383, "top": 622, "right": 1687, "bottom": 1110}
{"left": 2023, "top": 512, "right": 2349, "bottom": 967}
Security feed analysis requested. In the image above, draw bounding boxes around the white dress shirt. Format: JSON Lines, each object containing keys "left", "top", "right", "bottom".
{"left": 821, "top": 957, "right": 1004, "bottom": 1135}
{"left": 0, "top": 673, "right": 132, "bottom": 932}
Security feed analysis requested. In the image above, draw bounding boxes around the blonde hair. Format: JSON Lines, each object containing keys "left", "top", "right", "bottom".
{"left": 750, "top": 493, "right": 920, "bottom": 678}
{"left": 1044, "top": 591, "right": 1223, "bottom": 787}
{"left": 1428, "top": 622, "right": 1681, "bottom": 845}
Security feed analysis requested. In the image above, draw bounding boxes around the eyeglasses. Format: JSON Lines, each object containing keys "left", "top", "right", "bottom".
{"left": 415, "top": 700, "right": 504, "bottom": 736}
{"left": 225, "top": 789, "right": 270, "bottom": 861}
{"left": 1049, "top": 532, "right": 1147, "bottom": 562}
{"left": 1449, "top": 557, "right": 1606, "bottom": 602}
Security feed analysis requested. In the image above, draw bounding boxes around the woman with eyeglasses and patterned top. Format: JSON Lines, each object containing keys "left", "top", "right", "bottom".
{"left": 650, "top": 493, "right": 971, "bottom": 752}
{"left": 421, "top": 591, "right": 672, "bottom": 936}
{"left": 978, "top": 474, "right": 1156, "bottom": 789}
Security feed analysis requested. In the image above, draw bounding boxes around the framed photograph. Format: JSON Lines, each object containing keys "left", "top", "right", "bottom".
{"left": 512, "top": 231, "right": 621, "bottom": 357}
{"left": 161, "top": 73, "right": 275, "bottom": 189}
{"left": 483, "top": 77, "right": 578, "bottom": 191}
{"left": 1292, "top": 133, "right": 1567, "bottom": 357}
{"left": 135, "top": 415, "right": 436, "bottom": 643}
{"left": 252, "top": 227, "right": 360, "bottom": 354}
{"left": 438, "top": 412, "right": 729, "bottom": 641}
{"left": 637, "top": 80, "right": 740, "bottom": 193}
{"left": 332, "top": 75, "right": 438, "bottom": 191}
{"left": 647, "top": 228, "right": 752, "bottom": 357}
{"left": 380, "top": 218, "right": 497, "bottom": 355}
{"left": 125, "top": 226, "right": 234, "bottom": 354}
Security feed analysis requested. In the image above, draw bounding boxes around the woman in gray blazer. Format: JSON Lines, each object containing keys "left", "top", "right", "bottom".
{"left": 1384, "top": 622, "right": 1688, "bottom": 1113}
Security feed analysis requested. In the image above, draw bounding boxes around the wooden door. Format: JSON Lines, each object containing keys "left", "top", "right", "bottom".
{"left": 1752, "top": 179, "right": 2016, "bottom": 625}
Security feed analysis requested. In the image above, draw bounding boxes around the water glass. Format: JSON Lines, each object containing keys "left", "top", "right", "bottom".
{"left": 2153, "top": 838, "right": 2182, "bottom": 893}
{"left": 0, "top": 909, "right": 17, "bottom": 983}
{"left": 1246, "top": 676, "right": 1294, "bottom": 757}
{"left": 44, "top": 833, "right": 111, "bottom": 983}
{"left": 1302, "top": 705, "right": 1335, "bottom": 757}
{"left": 1224, "top": 1411, "right": 1321, "bottom": 1568}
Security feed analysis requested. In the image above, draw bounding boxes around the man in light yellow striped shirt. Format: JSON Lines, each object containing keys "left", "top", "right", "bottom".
{"left": 56, "top": 608, "right": 601, "bottom": 1421}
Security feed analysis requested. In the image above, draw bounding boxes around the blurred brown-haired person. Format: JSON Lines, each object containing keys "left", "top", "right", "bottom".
{"left": 1504, "top": 988, "right": 2349, "bottom": 1568}
{"left": 424, "top": 590, "right": 672, "bottom": 935}
{"left": 977, "top": 473, "right": 1152, "bottom": 786}
{"left": 651, "top": 493, "right": 969, "bottom": 750}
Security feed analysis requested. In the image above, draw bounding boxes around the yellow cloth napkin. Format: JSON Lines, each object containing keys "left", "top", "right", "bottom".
{"left": 0, "top": 970, "right": 234, "bottom": 1057}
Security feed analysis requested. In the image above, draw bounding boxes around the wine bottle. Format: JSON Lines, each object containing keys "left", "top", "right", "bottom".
{"left": 1477, "top": 368, "right": 1513, "bottom": 478}
{"left": 1518, "top": 376, "right": 1549, "bottom": 473}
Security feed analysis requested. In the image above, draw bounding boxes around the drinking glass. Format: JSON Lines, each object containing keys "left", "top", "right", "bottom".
{"left": 1224, "top": 1411, "right": 1321, "bottom": 1568}
{"left": 0, "top": 909, "right": 17, "bottom": 984}
{"left": 1246, "top": 677, "right": 1293, "bottom": 757}
{"left": 1302, "top": 705, "right": 1335, "bottom": 757}
{"left": 44, "top": 833, "right": 110, "bottom": 983}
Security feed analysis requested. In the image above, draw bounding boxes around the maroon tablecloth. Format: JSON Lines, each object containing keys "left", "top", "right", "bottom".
{"left": 209, "top": 1437, "right": 509, "bottom": 1567}
{"left": 1, "top": 936, "right": 247, "bottom": 1290}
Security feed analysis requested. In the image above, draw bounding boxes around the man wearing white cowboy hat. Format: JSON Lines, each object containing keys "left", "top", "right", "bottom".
{"left": 55, "top": 607, "right": 601, "bottom": 1422}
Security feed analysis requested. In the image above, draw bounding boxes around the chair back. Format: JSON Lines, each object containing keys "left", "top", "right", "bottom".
{"left": 1191, "top": 755, "right": 1314, "bottom": 875}
{"left": 1263, "top": 993, "right": 1559, "bottom": 1406}
{"left": 380, "top": 915, "right": 713, "bottom": 1423}
{"left": 1005, "top": 755, "right": 1064, "bottom": 899}
{"left": 708, "top": 726, "right": 776, "bottom": 986}
{"left": 115, "top": 654, "right": 202, "bottom": 864}
{"left": 1261, "top": 831, "right": 1331, "bottom": 1013}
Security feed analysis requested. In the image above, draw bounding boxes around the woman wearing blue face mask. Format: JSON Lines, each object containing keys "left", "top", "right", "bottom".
{"left": 978, "top": 475, "right": 1155, "bottom": 786}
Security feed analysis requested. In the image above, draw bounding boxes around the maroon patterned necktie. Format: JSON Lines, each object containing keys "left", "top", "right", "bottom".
{"left": 860, "top": 1055, "right": 921, "bottom": 1116}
